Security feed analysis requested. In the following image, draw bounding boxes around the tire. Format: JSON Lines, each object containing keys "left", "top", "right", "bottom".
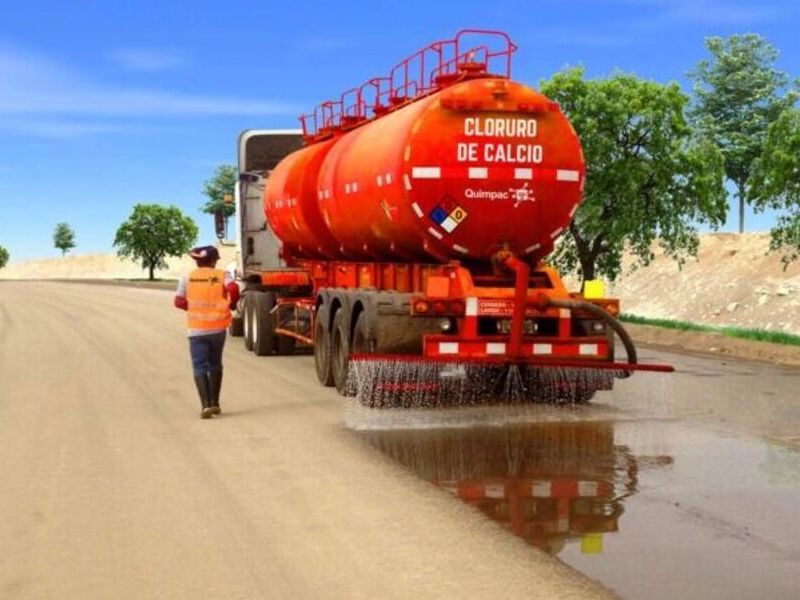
{"left": 229, "top": 315, "right": 244, "bottom": 337}
{"left": 243, "top": 295, "right": 255, "bottom": 351}
{"left": 351, "top": 310, "right": 375, "bottom": 354}
{"left": 276, "top": 334, "right": 296, "bottom": 356}
{"left": 252, "top": 292, "right": 277, "bottom": 357}
{"left": 314, "top": 306, "right": 334, "bottom": 387}
{"left": 571, "top": 390, "right": 596, "bottom": 404}
{"left": 331, "top": 309, "right": 351, "bottom": 396}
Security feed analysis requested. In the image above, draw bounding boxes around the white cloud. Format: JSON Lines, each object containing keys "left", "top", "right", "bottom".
{"left": 108, "top": 48, "right": 187, "bottom": 72}
{"left": 0, "top": 118, "right": 128, "bottom": 139}
{"left": 0, "top": 46, "right": 299, "bottom": 120}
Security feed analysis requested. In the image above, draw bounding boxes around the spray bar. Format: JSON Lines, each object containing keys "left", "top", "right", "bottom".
{"left": 349, "top": 353, "right": 674, "bottom": 373}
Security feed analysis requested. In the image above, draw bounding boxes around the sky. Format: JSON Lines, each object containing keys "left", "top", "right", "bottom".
{"left": 0, "top": 0, "right": 798, "bottom": 261}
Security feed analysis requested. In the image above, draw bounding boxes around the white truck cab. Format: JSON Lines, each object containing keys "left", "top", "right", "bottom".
{"left": 232, "top": 129, "right": 303, "bottom": 278}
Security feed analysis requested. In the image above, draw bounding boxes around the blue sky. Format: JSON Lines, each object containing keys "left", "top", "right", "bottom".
{"left": 1, "top": 0, "right": 798, "bottom": 261}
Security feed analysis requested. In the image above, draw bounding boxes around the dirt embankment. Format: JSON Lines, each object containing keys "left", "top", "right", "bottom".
{"left": 607, "top": 233, "right": 800, "bottom": 335}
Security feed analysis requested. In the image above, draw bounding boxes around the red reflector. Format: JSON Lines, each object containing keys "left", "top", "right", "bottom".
{"left": 449, "top": 300, "right": 465, "bottom": 315}
{"left": 432, "top": 300, "right": 447, "bottom": 314}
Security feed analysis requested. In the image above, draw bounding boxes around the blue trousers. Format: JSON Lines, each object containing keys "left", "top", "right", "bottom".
{"left": 189, "top": 332, "right": 226, "bottom": 376}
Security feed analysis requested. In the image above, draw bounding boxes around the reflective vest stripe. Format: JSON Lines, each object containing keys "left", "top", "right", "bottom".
{"left": 186, "top": 268, "right": 232, "bottom": 331}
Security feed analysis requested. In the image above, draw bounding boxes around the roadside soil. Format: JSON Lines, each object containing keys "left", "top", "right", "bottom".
{"left": 624, "top": 323, "right": 800, "bottom": 368}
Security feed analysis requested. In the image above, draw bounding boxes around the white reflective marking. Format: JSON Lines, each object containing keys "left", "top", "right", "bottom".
{"left": 452, "top": 244, "right": 469, "bottom": 254}
{"left": 485, "top": 483, "right": 505, "bottom": 499}
{"left": 578, "top": 481, "right": 599, "bottom": 497}
{"left": 440, "top": 217, "right": 458, "bottom": 233}
{"left": 557, "top": 169, "right": 580, "bottom": 182}
{"left": 468, "top": 167, "right": 488, "bottom": 179}
{"left": 532, "top": 481, "right": 552, "bottom": 497}
{"left": 428, "top": 227, "right": 443, "bottom": 239}
{"left": 352, "top": 182, "right": 358, "bottom": 193}
{"left": 385, "top": 173, "right": 393, "bottom": 184}
{"left": 325, "top": 190, "right": 331, "bottom": 199}
{"left": 465, "top": 297, "right": 478, "bottom": 316}
{"left": 579, "top": 343, "right": 598, "bottom": 355}
{"left": 412, "top": 166, "right": 441, "bottom": 179}
{"left": 376, "top": 175, "right": 383, "bottom": 187}
{"left": 403, "top": 174, "right": 412, "bottom": 190}
{"left": 524, "top": 243, "right": 541, "bottom": 254}
{"left": 345, "top": 183, "right": 351, "bottom": 194}
{"left": 550, "top": 227, "right": 564, "bottom": 239}
{"left": 533, "top": 343, "right": 552, "bottom": 355}
{"left": 440, "top": 481, "right": 458, "bottom": 495}
{"left": 438, "top": 342, "right": 459, "bottom": 354}
{"left": 559, "top": 309, "right": 571, "bottom": 319}
{"left": 514, "top": 168, "right": 533, "bottom": 180}
{"left": 411, "top": 202, "right": 424, "bottom": 217}
{"left": 486, "top": 342, "right": 506, "bottom": 355}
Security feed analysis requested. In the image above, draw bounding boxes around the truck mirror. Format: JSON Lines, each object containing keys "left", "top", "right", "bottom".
{"left": 214, "top": 210, "right": 225, "bottom": 240}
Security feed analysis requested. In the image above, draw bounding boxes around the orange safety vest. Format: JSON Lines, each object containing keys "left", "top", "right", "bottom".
{"left": 186, "top": 268, "right": 232, "bottom": 331}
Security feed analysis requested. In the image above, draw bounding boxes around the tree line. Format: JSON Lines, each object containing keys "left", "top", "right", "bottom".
{"left": 546, "top": 33, "right": 798, "bottom": 282}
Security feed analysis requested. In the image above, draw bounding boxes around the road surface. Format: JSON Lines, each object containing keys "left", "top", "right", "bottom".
{"left": 1, "top": 281, "right": 798, "bottom": 599}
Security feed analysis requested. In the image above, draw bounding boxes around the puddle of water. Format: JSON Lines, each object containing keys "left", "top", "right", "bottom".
{"left": 355, "top": 416, "right": 800, "bottom": 600}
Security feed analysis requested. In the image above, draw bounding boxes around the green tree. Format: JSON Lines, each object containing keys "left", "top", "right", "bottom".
{"left": 540, "top": 67, "right": 727, "bottom": 283}
{"left": 201, "top": 164, "right": 237, "bottom": 236}
{"left": 688, "top": 34, "right": 797, "bottom": 233}
{"left": 53, "top": 222, "right": 76, "bottom": 256}
{"left": 113, "top": 204, "right": 198, "bottom": 281}
{"left": 0, "top": 245, "right": 8, "bottom": 269}
{"left": 749, "top": 108, "right": 800, "bottom": 266}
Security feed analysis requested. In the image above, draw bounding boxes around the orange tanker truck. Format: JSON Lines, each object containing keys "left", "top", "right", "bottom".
{"left": 225, "top": 30, "right": 672, "bottom": 407}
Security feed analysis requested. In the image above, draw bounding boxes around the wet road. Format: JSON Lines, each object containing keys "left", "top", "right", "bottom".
{"left": 345, "top": 348, "right": 800, "bottom": 600}
{"left": 2, "top": 281, "right": 799, "bottom": 599}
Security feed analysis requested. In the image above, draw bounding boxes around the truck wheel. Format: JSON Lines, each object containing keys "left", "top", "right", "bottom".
{"left": 351, "top": 311, "right": 375, "bottom": 354}
{"left": 243, "top": 295, "right": 255, "bottom": 351}
{"left": 276, "top": 334, "right": 296, "bottom": 356}
{"left": 314, "top": 307, "right": 334, "bottom": 387}
{"left": 252, "top": 292, "right": 277, "bottom": 356}
{"left": 331, "top": 309, "right": 351, "bottom": 395}
{"left": 229, "top": 316, "right": 244, "bottom": 337}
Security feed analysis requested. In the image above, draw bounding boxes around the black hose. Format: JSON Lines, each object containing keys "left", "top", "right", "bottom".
{"left": 546, "top": 298, "right": 638, "bottom": 365}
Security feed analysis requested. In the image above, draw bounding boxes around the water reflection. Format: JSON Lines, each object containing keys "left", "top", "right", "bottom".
{"left": 361, "top": 421, "right": 673, "bottom": 556}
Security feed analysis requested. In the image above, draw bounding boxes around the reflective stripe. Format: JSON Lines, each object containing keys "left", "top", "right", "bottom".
{"left": 186, "top": 267, "right": 232, "bottom": 332}
{"left": 187, "top": 300, "right": 228, "bottom": 309}
{"left": 188, "top": 311, "right": 231, "bottom": 321}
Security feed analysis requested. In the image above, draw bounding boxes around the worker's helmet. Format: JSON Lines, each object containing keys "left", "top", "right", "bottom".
{"left": 189, "top": 246, "right": 220, "bottom": 262}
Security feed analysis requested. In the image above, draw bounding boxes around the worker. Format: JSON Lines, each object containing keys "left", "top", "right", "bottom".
{"left": 174, "top": 246, "right": 240, "bottom": 418}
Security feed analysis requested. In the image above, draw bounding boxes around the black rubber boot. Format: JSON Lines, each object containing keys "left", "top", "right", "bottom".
{"left": 194, "top": 375, "right": 214, "bottom": 419}
{"left": 208, "top": 370, "right": 222, "bottom": 415}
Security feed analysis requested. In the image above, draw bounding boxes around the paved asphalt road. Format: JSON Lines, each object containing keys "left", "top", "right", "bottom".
{"left": 1, "top": 282, "right": 798, "bottom": 599}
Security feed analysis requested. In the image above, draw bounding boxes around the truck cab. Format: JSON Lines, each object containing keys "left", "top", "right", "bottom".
{"left": 233, "top": 129, "right": 303, "bottom": 277}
